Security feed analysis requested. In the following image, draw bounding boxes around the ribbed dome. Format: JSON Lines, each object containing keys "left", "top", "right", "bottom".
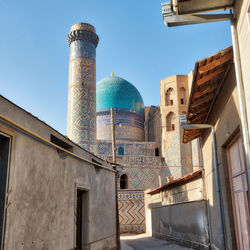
{"left": 97, "top": 75, "right": 144, "bottom": 114}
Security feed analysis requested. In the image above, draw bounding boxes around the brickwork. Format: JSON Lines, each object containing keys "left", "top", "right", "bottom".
{"left": 160, "top": 75, "right": 198, "bottom": 173}
{"left": 118, "top": 190, "right": 145, "bottom": 233}
{"left": 67, "top": 23, "right": 99, "bottom": 152}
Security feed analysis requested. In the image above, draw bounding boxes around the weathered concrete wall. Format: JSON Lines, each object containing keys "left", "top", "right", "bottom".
{"left": 0, "top": 96, "right": 117, "bottom": 250}
{"left": 201, "top": 66, "right": 239, "bottom": 250}
{"left": 118, "top": 190, "right": 145, "bottom": 234}
{"left": 145, "top": 173, "right": 209, "bottom": 249}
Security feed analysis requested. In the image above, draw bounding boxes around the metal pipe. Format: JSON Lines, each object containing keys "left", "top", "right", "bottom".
{"left": 211, "top": 128, "right": 226, "bottom": 250}
{"left": 231, "top": 19, "right": 250, "bottom": 200}
{"left": 0, "top": 114, "right": 115, "bottom": 173}
{"left": 181, "top": 123, "right": 226, "bottom": 249}
{"left": 111, "top": 107, "right": 116, "bottom": 164}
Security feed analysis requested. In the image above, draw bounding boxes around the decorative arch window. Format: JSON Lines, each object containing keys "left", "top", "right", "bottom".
{"left": 166, "top": 112, "right": 175, "bottom": 131}
{"left": 118, "top": 146, "right": 124, "bottom": 156}
{"left": 120, "top": 174, "right": 128, "bottom": 189}
{"left": 155, "top": 147, "right": 160, "bottom": 156}
{"left": 179, "top": 87, "right": 187, "bottom": 105}
{"left": 165, "top": 88, "right": 174, "bottom": 106}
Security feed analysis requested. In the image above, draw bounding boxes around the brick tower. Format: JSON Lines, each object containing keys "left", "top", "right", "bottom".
{"left": 67, "top": 23, "right": 99, "bottom": 152}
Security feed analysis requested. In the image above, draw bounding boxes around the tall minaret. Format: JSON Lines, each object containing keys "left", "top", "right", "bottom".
{"left": 67, "top": 23, "right": 99, "bottom": 152}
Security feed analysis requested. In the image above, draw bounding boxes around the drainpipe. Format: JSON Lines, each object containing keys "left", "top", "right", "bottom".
{"left": 182, "top": 124, "right": 226, "bottom": 250}
{"left": 211, "top": 127, "right": 226, "bottom": 250}
{"left": 231, "top": 18, "right": 250, "bottom": 200}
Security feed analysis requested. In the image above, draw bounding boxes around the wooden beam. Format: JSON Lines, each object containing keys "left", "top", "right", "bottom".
{"left": 199, "top": 52, "right": 233, "bottom": 73}
{"left": 191, "top": 93, "right": 214, "bottom": 107}
{"left": 193, "top": 82, "right": 220, "bottom": 99}
{"left": 190, "top": 113, "right": 207, "bottom": 122}
{"left": 184, "top": 129, "right": 200, "bottom": 135}
{"left": 197, "top": 67, "right": 225, "bottom": 86}
{"left": 190, "top": 103, "right": 208, "bottom": 114}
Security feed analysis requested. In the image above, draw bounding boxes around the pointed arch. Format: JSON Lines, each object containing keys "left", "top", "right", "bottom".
{"left": 166, "top": 112, "right": 175, "bottom": 131}
{"left": 179, "top": 87, "right": 187, "bottom": 105}
{"left": 165, "top": 88, "right": 174, "bottom": 106}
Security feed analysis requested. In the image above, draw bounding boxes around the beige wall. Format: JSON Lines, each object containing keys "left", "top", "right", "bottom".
{"left": 235, "top": 0, "right": 250, "bottom": 138}
{"left": 201, "top": 66, "right": 239, "bottom": 250}
{"left": 145, "top": 173, "right": 209, "bottom": 248}
{"left": 0, "top": 96, "right": 117, "bottom": 250}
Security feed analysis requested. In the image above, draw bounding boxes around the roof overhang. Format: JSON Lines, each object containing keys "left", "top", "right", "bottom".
{"left": 173, "top": 0, "right": 235, "bottom": 15}
{"left": 162, "top": 0, "right": 235, "bottom": 27}
{"left": 183, "top": 46, "right": 233, "bottom": 143}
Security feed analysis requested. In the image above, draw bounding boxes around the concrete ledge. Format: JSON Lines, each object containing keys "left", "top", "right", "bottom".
{"left": 153, "top": 232, "right": 210, "bottom": 250}
{"left": 89, "top": 234, "right": 117, "bottom": 250}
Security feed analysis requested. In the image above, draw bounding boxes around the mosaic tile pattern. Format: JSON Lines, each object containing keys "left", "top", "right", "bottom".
{"left": 118, "top": 190, "right": 145, "bottom": 233}
{"left": 97, "top": 141, "right": 161, "bottom": 157}
{"left": 67, "top": 24, "right": 98, "bottom": 152}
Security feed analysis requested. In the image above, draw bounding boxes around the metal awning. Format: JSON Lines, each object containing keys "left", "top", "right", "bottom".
{"left": 183, "top": 46, "right": 233, "bottom": 143}
{"left": 176, "top": 0, "right": 235, "bottom": 14}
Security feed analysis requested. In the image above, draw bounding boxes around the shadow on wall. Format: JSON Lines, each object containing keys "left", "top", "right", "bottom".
{"left": 201, "top": 85, "right": 240, "bottom": 250}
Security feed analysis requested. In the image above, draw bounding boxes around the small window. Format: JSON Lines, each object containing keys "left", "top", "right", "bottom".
{"left": 50, "top": 134, "right": 73, "bottom": 152}
{"left": 118, "top": 147, "right": 124, "bottom": 156}
{"left": 155, "top": 148, "right": 160, "bottom": 156}
{"left": 181, "top": 98, "right": 184, "bottom": 104}
{"left": 172, "top": 124, "right": 175, "bottom": 131}
{"left": 120, "top": 174, "right": 128, "bottom": 189}
{"left": 170, "top": 100, "right": 173, "bottom": 105}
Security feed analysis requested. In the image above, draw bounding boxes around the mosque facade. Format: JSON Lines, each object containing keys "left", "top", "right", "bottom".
{"left": 66, "top": 23, "right": 202, "bottom": 234}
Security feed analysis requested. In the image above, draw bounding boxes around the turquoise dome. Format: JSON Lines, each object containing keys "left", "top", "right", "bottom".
{"left": 97, "top": 75, "right": 144, "bottom": 114}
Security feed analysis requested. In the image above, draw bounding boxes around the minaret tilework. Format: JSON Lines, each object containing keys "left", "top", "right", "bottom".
{"left": 67, "top": 23, "right": 99, "bottom": 152}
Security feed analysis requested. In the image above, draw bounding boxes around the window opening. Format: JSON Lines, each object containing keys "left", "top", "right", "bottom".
{"left": 165, "top": 88, "right": 174, "bottom": 106}
{"left": 155, "top": 148, "right": 160, "bottom": 156}
{"left": 120, "top": 174, "right": 128, "bottom": 189}
{"left": 118, "top": 147, "right": 124, "bottom": 156}
{"left": 50, "top": 134, "right": 73, "bottom": 152}
{"left": 166, "top": 112, "right": 175, "bottom": 131}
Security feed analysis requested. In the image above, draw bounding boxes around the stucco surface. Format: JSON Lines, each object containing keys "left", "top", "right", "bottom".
{"left": 0, "top": 96, "right": 116, "bottom": 250}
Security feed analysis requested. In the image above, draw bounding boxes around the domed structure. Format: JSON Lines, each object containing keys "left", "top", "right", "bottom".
{"left": 96, "top": 75, "right": 145, "bottom": 141}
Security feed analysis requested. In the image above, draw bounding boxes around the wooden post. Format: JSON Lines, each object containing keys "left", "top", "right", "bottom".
{"left": 111, "top": 107, "right": 116, "bottom": 164}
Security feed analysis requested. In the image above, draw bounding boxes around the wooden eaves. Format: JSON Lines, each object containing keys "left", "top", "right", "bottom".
{"left": 183, "top": 46, "right": 233, "bottom": 144}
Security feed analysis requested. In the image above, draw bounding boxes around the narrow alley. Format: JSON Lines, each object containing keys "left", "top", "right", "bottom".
{"left": 121, "top": 234, "right": 193, "bottom": 250}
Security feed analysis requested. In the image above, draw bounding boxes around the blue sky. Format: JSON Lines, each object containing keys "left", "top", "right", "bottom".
{"left": 0, "top": 0, "right": 232, "bottom": 134}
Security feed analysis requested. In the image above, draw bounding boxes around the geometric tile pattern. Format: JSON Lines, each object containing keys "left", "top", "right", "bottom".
{"left": 67, "top": 25, "right": 98, "bottom": 152}
{"left": 118, "top": 190, "right": 145, "bottom": 233}
{"left": 72, "top": 86, "right": 96, "bottom": 150}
